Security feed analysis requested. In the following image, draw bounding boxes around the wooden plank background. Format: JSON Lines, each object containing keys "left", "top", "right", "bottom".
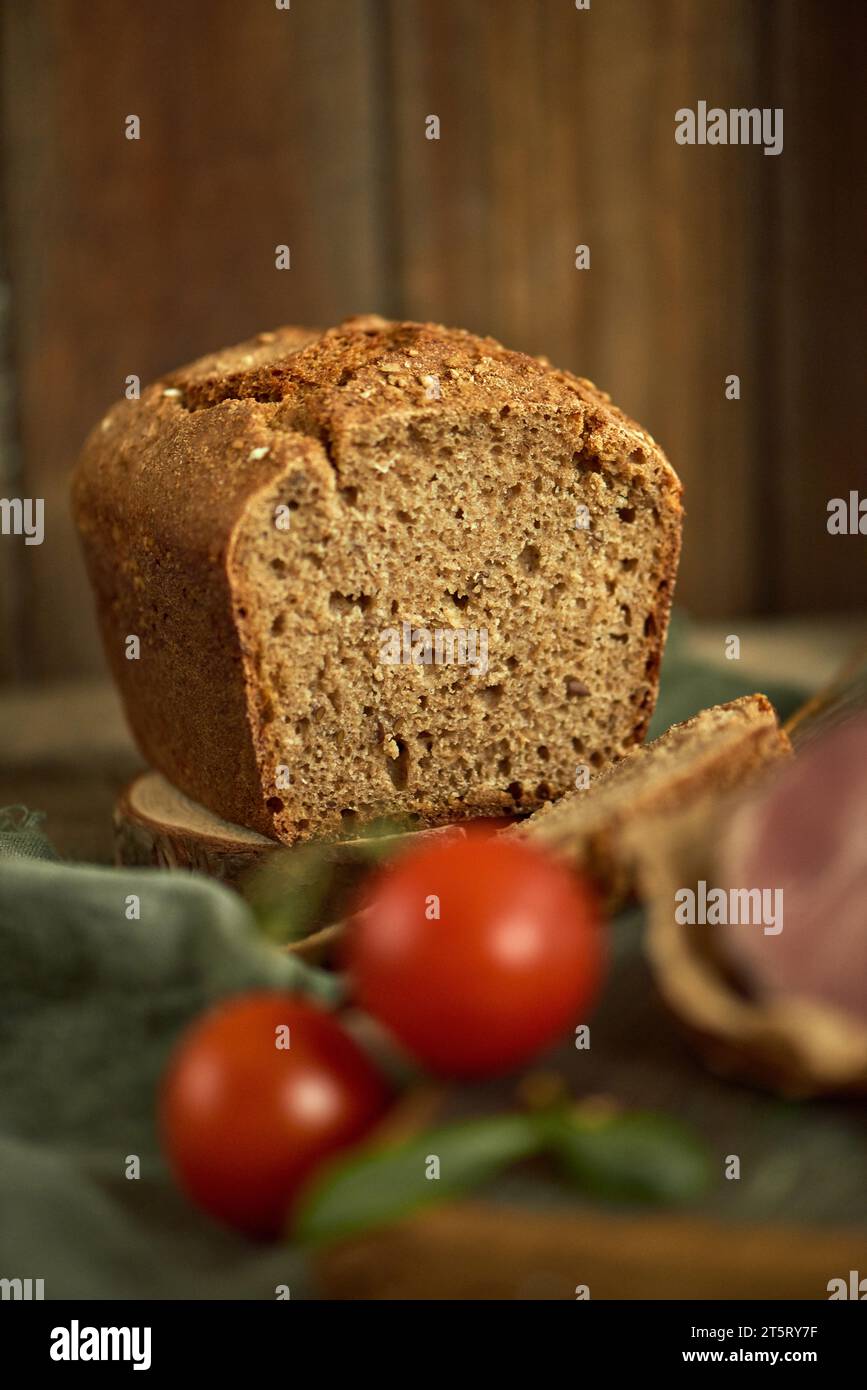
{"left": 0, "top": 0, "right": 864, "bottom": 683}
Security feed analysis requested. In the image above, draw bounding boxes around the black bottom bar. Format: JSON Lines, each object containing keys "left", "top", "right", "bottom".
{"left": 2, "top": 1299, "right": 863, "bottom": 1375}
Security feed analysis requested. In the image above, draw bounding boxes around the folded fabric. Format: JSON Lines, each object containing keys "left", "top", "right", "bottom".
{"left": 0, "top": 806, "right": 60, "bottom": 861}
{"left": 0, "top": 847, "right": 338, "bottom": 1299}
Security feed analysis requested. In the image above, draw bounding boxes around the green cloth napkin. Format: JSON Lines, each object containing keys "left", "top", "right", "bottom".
{"left": 0, "top": 806, "right": 60, "bottom": 861}
{"left": 0, "top": 833, "right": 339, "bottom": 1299}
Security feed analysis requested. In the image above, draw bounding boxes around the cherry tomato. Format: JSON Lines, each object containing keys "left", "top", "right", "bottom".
{"left": 347, "top": 831, "right": 604, "bottom": 1078}
{"left": 160, "top": 994, "right": 391, "bottom": 1239}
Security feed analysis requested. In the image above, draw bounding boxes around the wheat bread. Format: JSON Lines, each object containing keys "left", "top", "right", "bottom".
{"left": 73, "top": 316, "right": 682, "bottom": 843}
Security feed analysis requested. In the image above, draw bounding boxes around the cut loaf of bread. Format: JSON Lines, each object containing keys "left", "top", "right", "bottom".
{"left": 73, "top": 316, "right": 682, "bottom": 844}
{"left": 509, "top": 694, "right": 792, "bottom": 908}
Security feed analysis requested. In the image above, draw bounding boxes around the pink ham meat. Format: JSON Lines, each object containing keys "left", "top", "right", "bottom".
{"left": 718, "top": 715, "right": 867, "bottom": 1026}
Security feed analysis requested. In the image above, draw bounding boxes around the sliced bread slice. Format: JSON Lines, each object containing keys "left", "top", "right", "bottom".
{"left": 507, "top": 693, "right": 792, "bottom": 909}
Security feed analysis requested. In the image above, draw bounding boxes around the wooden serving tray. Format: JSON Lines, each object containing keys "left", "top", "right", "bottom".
{"left": 317, "top": 1202, "right": 867, "bottom": 1301}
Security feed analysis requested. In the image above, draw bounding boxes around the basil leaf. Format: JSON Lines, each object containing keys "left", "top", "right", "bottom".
{"left": 545, "top": 1108, "right": 711, "bottom": 1204}
{"left": 244, "top": 845, "right": 343, "bottom": 945}
{"left": 294, "top": 1113, "right": 542, "bottom": 1245}
{"left": 348, "top": 817, "right": 418, "bottom": 862}
{"left": 244, "top": 819, "right": 419, "bottom": 945}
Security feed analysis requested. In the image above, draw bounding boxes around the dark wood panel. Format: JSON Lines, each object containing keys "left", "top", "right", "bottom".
{"left": 1, "top": 0, "right": 864, "bottom": 683}
{"left": 770, "top": 0, "right": 867, "bottom": 613}
{"left": 385, "top": 0, "right": 768, "bottom": 617}
{"left": 0, "top": 232, "right": 21, "bottom": 681}
{"left": 1, "top": 0, "right": 385, "bottom": 678}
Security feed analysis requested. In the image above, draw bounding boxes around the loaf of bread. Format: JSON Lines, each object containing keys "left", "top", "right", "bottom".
{"left": 509, "top": 693, "right": 792, "bottom": 907}
{"left": 72, "top": 315, "right": 683, "bottom": 843}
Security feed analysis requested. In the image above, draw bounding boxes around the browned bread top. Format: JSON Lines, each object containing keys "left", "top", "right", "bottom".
{"left": 75, "top": 313, "right": 679, "bottom": 562}
{"left": 74, "top": 313, "right": 679, "bottom": 576}
{"left": 165, "top": 314, "right": 671, "bottom": 462}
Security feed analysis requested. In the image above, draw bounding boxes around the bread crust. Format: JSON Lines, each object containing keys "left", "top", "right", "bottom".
{"left": 512, "top": 693, "right": 792, "bottom": 909}
{"left": 72, "top": 316, "right": 683, "bottom": 840}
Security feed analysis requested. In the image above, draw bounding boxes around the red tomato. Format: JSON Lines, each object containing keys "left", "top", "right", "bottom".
{"left": 160, "top": 994, "right": 391, "bottom": 1239}
{"left": 347, "top": 831, "right": 604, "bottom": 1078}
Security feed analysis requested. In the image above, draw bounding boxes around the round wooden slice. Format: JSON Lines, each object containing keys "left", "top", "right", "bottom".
{"left": 114, "top": 770, "right": 279, "bottom": 886}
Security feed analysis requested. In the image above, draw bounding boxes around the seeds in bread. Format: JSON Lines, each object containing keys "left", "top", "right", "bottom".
{"left": 73, "top": 316, "right": 683, "bottom": 843}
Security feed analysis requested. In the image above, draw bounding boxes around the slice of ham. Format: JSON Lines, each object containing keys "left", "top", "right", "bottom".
{"left": 718, "top": 715, "right": 867, "bottom": 1026}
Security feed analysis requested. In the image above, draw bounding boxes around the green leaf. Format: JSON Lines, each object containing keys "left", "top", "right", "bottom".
{"left": 294, "top": 1113, "right": 542, "bottom": 1245}
{"left": 545, "top": 1107, "right": 712, "bottom": 1205}
{"left": 244, "top": 845, "right": 340, "bottom": 946}
{"left": 243, "top": 818, "right": 418, "bottom": 946}
{"left": 348, "top": 817, "right": 419, "bottom": 862}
